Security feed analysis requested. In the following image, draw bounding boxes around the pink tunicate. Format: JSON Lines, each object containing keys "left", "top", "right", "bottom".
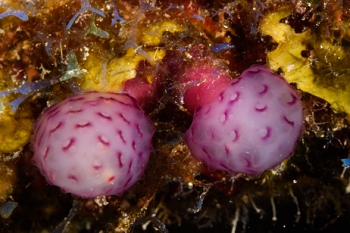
{"left": 123, "top": 74, "right": 163, "bottom": 113}
{"left": 175, "top": 44, "right": 232, "bottom": 114}
{"left": 184, "top": 65, "right": 303, "bottom": 175}
{"left": 123, "top": 61, "right": 165, "bottom": 113}
{"left": 32, "top": 91, "right": 155, "bottom": 198}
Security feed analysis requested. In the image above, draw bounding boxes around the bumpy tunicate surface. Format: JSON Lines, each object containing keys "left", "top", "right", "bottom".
{"left": 32, "top": 92, "right": 155, "bottom": 198}
{"left": 185, "top": 65, "right": 303, "bottom": 175}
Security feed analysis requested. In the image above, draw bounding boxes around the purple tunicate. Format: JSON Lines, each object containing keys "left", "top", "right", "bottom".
{"left": 32, "top": 91, "right": 155, "bottom": 198}
{"left": 184, "top": 65, "right": 303, "bottom": 175}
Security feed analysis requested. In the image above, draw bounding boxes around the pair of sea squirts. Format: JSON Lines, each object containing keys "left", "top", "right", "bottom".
{"left": 32, "top": 61, "right": 303, "bottom": 198}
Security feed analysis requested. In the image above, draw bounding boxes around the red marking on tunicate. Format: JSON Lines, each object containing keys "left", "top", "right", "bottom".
{"left": 62, "top": 138, "right": 75, "bottom": 151}
{"left": 104, "top": 188, "right": 112, "bottom": 195}
{"left": 45, "top": 104, "right": 60, "bottom": 117}
{"left": 66, "top": 108, "right": 83, "bottom": 114}
{"left": 117, "top": 130, "right": 126, "bottom": 144}
{"left": 49, "top": 121, "right": 63, "bottom": 135}
{"left": 122, "top": 176, "right": 133, "bottom": 189}
{"left": 202, "top": 148, "right": 212, "bottom": 159}
{"left": 247, "top": 69, "right": 259, "bottom": 75}
{"left": 228, "top": 92, "right": 240, "bottom": 105}
{"left": 37, "top": 131, "right": 44, "bottom": 147}
{"left": 257, "top": 84, "right": 269, "bottom": 95}
{"left": 255, "top": 105, "right": 267, "bottom": 112}
{"left": 127, "top": 160, "right": 133, "bottom": 175}
{"left": 190, "top": 127, "right": 198, "bottom": 142}
{"left": 43, "top": 147, "right": 50, "bottom": 162}
{"left": 222, "top": 110, "right": 229, "bottom": 123}
{"left": 219, "top": 162, "right": 234, "bottom": 173}
{"left": 230, "top": 77, "right": 240, "bottom": 85}
{"left": 136, "top": 124, "right": 143, "bottom": 138}
{"left": 118, "top": 113, "right": 131, "bottom": 125}
{"left": 97, "top": 112, "right": 112, "bottom": 121}
{"left": 114, "top": 98, "right": 132, "bottom": 107}
{"left": 242, "top": 158, "right": 252, "bottom": 168}
{"left": 224, "top": 145, "right": 230, "bottom": 155}
{"left": 67, "top": 96, "right": 84, "bottom": 102}
{"left": 107, "top": 176, "right": 115, "bottom": 183}
{"left": 46, "top": 109, "right": 60, "bottom": 121}
{"left": 68, "top": 174, "right": 78, "bottom": 181}
{"left": 93, "top": 164, "right": 102, "bottom": 170}
{"left": 261, "top": 127, "right": 271, "bottom": 140}
{"left": 287, "top": 94, "right": 297, "bottom": 105}
{"left": 195, "top": 106, "right": 203, "bottom": 114}
{"left": 84, "top": 100, "right": 98, "bottom": 106}
{"left": 116, "top": 152, "right": 123, "bottom": 167}
{"left": 230, "top": 129, "right": 239, "bottom": 142}
{"left": 132, "top": 141, "right": 136, "bottom": 150}
{"left": 208, "top": 130, "right": 214, "bottom": 140}
{"left": 218, "top": 92, "right": 224, "bottom": 102}
{"left": 34, "top": 121, "right": 44, "bottom": 138}
{"left": 129, "top": 97, "right": 139, "bottom": 106}
{"left": 138, "top": 152, "right": 143, "bottom": 158}
{"left": 98, "top": 96, "right": 117, "bottom": 102}
{"left": 98, "top": 135, "right": 110, "bottom": 146}
{"left": 75, "top": 122, "right": 92, "bottom": 128}
{"left": 282, "top": 115, "right": 295, "bottom": 127}
{"left": 203, "top": 106, "right": 211, "bottom": 115}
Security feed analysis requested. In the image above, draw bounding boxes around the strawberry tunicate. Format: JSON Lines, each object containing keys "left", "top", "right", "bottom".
{"left": 32, "top": 91, "right": 155, "bottom": 198}
{"left": 173, "top": 44, "right": 232, "bottom": 114}
{"left": 184, "top": 65, "right": 303, "bottom": 175}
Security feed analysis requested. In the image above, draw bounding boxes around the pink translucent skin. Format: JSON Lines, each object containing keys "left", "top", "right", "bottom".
{"left": 184, "top": 65, "right": 303, "bottom": 175}
{"left": 175, "top": 44, "right": 232, "bottom": 114}
{"left": 32, "top": 92, "right": 155, "bottom": 198}
{"left": 123, "top": 74, "right": 162, "bottom": 113}
{"left": 180, "top": 63, "right": 232, "bottom": 114}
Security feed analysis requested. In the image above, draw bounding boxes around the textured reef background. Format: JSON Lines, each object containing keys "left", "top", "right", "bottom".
{"left": 1, "top": 0, "right": 350, "bottom": 232}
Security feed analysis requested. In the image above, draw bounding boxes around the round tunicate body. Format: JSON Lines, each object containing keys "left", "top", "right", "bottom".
{"left": 184, "top": 65, "right": 303, "bottom": 175}
{"left": 32, "top": 91, "right": 155, "bottom": 198}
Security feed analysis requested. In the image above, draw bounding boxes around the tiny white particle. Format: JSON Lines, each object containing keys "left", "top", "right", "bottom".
{"left": 287, "top": 64, "right": 294, "bottom": 72}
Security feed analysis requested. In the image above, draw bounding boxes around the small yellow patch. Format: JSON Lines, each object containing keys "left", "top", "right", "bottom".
{"left": 0, "top": 106, "right": 33, "bottom": 153}
{"left": 81, "top": 48, "right": 165, "bottom": 92}
{"left": 141, "top": 21, "right": 184, "bottom": 46}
